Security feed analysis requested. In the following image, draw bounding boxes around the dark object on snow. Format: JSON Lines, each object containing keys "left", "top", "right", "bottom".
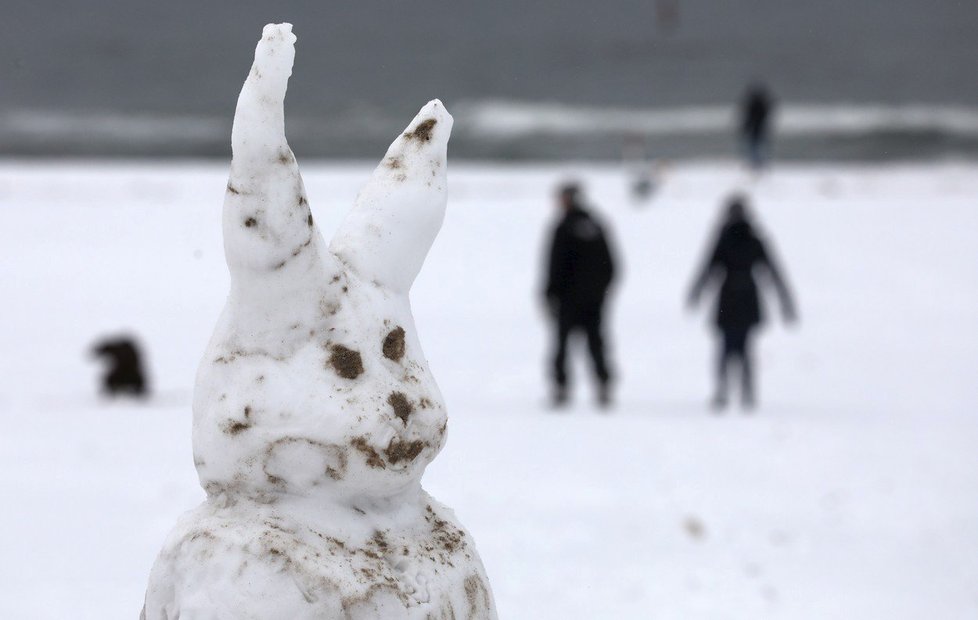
{"left": 688, "top": 196, "right": 795, "bottom": 409}
{"left": 543, "top": 182, "right": 617, "bottom": 408}
{"left": 92, "top": 336, "right": 149, "bottom": 397}
{"left": 632, "top": 175, "right": 654, "bottom": 200}
{"left": 740, "top": 83, "right": 775, "bottom": 170}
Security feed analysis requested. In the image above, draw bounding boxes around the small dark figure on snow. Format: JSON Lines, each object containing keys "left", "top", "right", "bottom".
{"left": 740, "top": 83, "right": 775, "bottom": 170}
{"left": 688, "top": 195, "right": 795, "bottom": 410}
{"left": 92, "top": 336, "right": 148, "bottom": 398}
{"left": 544, "top": 182, "right": 617, "bottom": 408}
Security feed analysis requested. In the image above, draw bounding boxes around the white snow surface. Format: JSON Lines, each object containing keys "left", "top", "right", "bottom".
{"left": 135, "top": 24, "right": 492, "bottom": 620}
{"left": 0, "top": 156, "right": 976, "bottom": 619}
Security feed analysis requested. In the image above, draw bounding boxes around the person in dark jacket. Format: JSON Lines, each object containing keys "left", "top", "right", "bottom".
{"left": 688, "top": 195, "right": 795, "bottom": 410}
{"left": 740, "top": 83, "right": 775, "bottom": 170}
{"left": 544, "top": 182, "right": 617, "bottom": 408}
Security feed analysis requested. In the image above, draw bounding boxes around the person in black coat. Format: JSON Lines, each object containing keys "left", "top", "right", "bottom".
{"left": 688, "top": 195, "right": 795, "bottom": 410}
{"left": 544, "top": 182, "right": 617, "bottom": 407}
{"left": 740, "top": 83, "right": 775, "bottom": 170}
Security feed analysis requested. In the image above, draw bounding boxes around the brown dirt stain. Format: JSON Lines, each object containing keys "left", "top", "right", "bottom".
{"left": 405, "top": 118, "right": 437, "bottom": 142}
{"left": 387, "top": 391, "right": 413, "bottom": 424}
{"left": 382, "top": 326, "right": 406, "bottom": 361}
{"left": 464, "top": 574, "right": 492, "bottom": 617}
{"left": 328, "top": 345, "right": 364, "bottom": 379}
{"left": 223, "top": 420, "right": 251, "bottom": 435}
{"left": 223, "top": 405, "right": 253, "bottom": 435}
{"left": 385, "top": 439, "right": 424, "bottom": 465}
{"left": 371, "top": 530, "right": 389, "bottom": 552}
{"left": 351, "top": 437, "right": 386, "bottom": 469}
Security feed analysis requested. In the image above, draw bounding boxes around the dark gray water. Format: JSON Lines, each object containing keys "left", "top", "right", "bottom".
{"left": 2, "top": 0, "right": 977, "bottom": 159}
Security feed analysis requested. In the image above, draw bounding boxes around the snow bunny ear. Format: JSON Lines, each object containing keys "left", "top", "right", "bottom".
{"left": 330, "top": 100, "right": 453, "bottom": 293}
{"left": 230, "top": 23, "right": 295, "bottom": 162}
{"left": 222, "top": 23, "right": 327, "bottom": 285}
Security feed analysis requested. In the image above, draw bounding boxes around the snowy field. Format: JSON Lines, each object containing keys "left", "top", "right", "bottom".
{"left": 0, "top": 160, "right": 976, "bottom": 619}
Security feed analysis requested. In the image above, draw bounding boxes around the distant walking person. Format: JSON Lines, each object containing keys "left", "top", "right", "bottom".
{"left": 687, "top": 195, "right": 795, "bottom": 410}
{"left": 740, "top": 83, "right": 775, "bottom": 170}
{"left": 544, "top": 182, "right": 617, "bottom": 408}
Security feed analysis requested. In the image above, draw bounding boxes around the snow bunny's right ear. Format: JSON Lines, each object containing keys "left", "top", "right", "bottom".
{"left": 330, "top": 100, "right": 453, "bottom": 294}
{"left": 222, "top": 23, "right": 330, "bottom": 287}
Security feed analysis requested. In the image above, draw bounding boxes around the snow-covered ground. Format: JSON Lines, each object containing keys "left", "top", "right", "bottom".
{"left": 0, "top": 160, "right": 976, "bottom": 619}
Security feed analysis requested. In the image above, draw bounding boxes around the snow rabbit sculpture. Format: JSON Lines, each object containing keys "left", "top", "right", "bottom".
{"left": 143, "top": 23, "right": 496, "bottom": 620}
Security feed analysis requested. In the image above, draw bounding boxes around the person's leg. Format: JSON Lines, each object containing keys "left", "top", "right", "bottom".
{"left": 750, "top": 137, "right": 764, "bottom": 170}
{"left": 552, "top": 312, "right": 574, "bottom": 405}
{"left": 741, "top": 135, "right": 754, "bottom": 169}
{"left": 741, "top": 328, "right": 755, "bottom": 408}
{"left": 713, "top": 330, "right": 732, "bottom": 409}
{"left": 723, "top": 328, "right": 751, "bottom": 409}
{"left": 583, "top": 305, "right": 612, "bottom": 406}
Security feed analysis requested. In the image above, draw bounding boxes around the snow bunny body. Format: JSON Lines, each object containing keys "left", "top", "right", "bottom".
{"left": 143, "top": 24, "right": 496, "bottom": 620}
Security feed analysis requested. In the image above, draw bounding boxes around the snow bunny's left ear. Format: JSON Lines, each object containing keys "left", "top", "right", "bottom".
{"left": 330, "top": 100, "right": 453, "bottom": 294}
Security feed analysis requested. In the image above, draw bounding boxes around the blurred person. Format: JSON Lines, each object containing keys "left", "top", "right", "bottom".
{"left": 92, "top": 335, "right": 148, "bottom": 398}
{"left": 687, "top": 195, "right": 795, "bottom": 410}
{"left": 740, "top": 83, "right": 775, "bottom": 170}
{"left": 621, "top": 134, "right": 663, "bottom": 203}
{"left": 543, "top": 182, "right": 618, "bottom": 408}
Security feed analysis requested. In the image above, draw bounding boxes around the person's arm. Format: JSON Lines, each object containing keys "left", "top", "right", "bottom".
{"left": 597, "top": 223, "right": 617, "bottom": 290}
{"left": 758, "top": 241, "right": 797, "bottom": 323}
{"left": 687, "top": 240, "right": 720, "bottom": 308}
{"left": 544, "top": 226, "right": 567, "bottom": 315}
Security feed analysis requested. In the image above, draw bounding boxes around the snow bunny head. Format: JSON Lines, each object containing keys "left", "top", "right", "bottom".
{"left": 192, "top": 23, "right": 453, "bottom": 502}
